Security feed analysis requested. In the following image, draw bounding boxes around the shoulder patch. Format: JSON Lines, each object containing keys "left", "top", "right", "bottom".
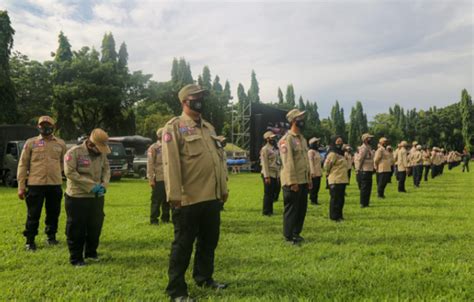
{"left": 163, "top": 132, "right": 172, "bottom": 143}
{"left": 166, "top": 116, "right": 180, "bottom": 126}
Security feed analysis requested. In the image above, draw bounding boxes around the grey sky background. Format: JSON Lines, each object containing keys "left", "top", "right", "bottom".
{"left": 3, "top": 0, "right": 473, "bottom": 119}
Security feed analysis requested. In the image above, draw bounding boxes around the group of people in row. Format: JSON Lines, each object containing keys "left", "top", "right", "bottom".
{"left": 15, "top": 83, "right": 471, "bottom": 302}
{"left": 259, "top": 109, "right": 471, "bottom": 241}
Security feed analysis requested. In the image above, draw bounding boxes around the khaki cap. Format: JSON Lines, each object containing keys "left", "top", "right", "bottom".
{"left": 412, "top": 141, "right": 418, "bottom": 146}
{"left": 38, "top": 116, "right": 55, "bottom": 125}
{"left": 361, "top": 133, "right": 374, "bottom": 141}
{"left": 309, "top": 137, "right": 320, "bottom": 145}
{"left": 416, "top": 145, "right": 422, "bottom": 150}
{"left": 400, "top": 140, "right": 408, "bottom": 147}
{"left": 263, "top": 131, "right": 276, "bottom": 140}
{"left": 286, "top": 109, "right": 306, "bottom": 123}
{"left": 90, "top": 128, "right": 111, "bottom": 154}
{"left": 387, "top": 145, "right": 393, "bottom": 150}
{"left": 156, "top": 128, "right": 164, "bottom": 138}
{"left": 178, "top": 84, "right": 206, "bottom": 102}
{"left": 379, "top": 137, "right": 388, "bottom": 144}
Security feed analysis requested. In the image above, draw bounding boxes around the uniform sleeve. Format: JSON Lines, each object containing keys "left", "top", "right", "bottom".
{"left": 64, "top": 149, "right": 96, "bottom": 193}
{"left": 60, "top": 141, "right": 67, "bottom": 172}
{"left": 355, "top": 147, "right": 366, "bottom": 171}
{"left": 260, "top": 147, "right": 271, "bottom": 178}
{"left": 17, "top": 140, "right": 32, "bottom": 191}
{"left": 281, "top": 136, "right": 298, "bottom": 185}
{"left": 402, "top": 151, "right": 408, "bottom": 167}
{"left": 101, "top": 155, "right": 110, "bottom": 188}
{"left": 146, "top": 146, "right": 155, "bottom": 182}
{"left": 374, "top": 148, "right": 382, "bottom": 168}
{"left": 162, "top": 123, "right": 183, "bottom": 202}
{"left": 308, "top": 150, "right": 316, "bottom": 176}
{"left": 324, "top": 152, "right": 336, "bottom": 175}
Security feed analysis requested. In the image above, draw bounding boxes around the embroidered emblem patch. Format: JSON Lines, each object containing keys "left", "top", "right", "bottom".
{"left": 164, "top": 132, "right": 172, "bottom": 142}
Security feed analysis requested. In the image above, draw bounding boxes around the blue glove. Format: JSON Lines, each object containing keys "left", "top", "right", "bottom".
{"left": 91, "top": 184, "right": 102, "bottom": 194}
{"left": 98, "top": 186, "right": 106, "bottom": 197}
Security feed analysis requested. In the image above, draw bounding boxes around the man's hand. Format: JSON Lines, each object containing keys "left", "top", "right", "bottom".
{"left": 170, "top": 200, "right": 182, "bottom": 209}
{"left": 308, "top": 182, "right": 313, "bottom": 190}
{"left": 221, "top": 192, "right": 229, "bottom": 203}
{"left": 290, "top": 184, "right": 299, "bottom": 192}
{"left": 149, "top": 179, "right": 156, "bottom": 187}
{"left": 18, "top": 189, "right": 26, "bottom": 200}
{"left": 264, "top": 177, "right": 271, "bottom": 185}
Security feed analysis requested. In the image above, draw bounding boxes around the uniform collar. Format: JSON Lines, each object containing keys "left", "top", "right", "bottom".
{"left": 288, "top": 130, "right": 301, "bottom": 137}
{"left": 181, "top": 112, "right": 205, "bottom": 128}
{"left": 36, "top": 134, "right": 57, "bottom": 141}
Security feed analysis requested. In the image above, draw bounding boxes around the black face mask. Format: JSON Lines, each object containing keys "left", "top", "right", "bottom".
{"left": 269, "top": 140, "right": 276, "bottom": 146}
{"left": 295, "top": 120, "right": 305, "bottom": 130}
{"left": 39, "top": 126, "right": 54, "bottom": 136}
{"left": 187, "top": 99, "right": 204, "bottom": 113}
{"left": 310, "top": 143, "right": 319, "bottom": 150}
{"left": 335, "top": 143, "right": 343, "bottom": 149}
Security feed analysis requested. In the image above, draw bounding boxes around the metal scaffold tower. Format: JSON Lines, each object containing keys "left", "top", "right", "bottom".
{"left": 231, "top": 100, "right": 252, "bottom": 151}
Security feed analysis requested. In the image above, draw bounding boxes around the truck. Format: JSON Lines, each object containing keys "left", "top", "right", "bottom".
{"left": 0, "top": 125, "right": 38, "bottom": 187}
{"left": 109, "top": 135, "right": 152, "bottom": 178}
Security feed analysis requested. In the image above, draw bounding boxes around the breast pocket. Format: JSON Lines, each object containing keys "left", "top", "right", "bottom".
{"left": 31, "top": 148, "right": 46, "bottom": 161}
{"left": 183, "top": 135, "right": 204, "bottom": 157}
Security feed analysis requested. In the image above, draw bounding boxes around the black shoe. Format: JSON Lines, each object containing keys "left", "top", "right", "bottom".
{"left": 360, "top": 204, "right": 368, "bottom": 208}
{"left": 47, "top": 238, "right": 59, "bottom": 245}
{"left": 378, "top": 195, "right": 386, "bottom": 199}
{"left": 293, "top": 235, "right": 304, "bottom": 243}
{"left": 25, "top": 242, "right": 37, "bottom": 251}
{"left": 85, "top": 255, "right": 99, "bottom": 262}
{"left": 150, "top": 221, "right": 159, "bottom": 225}
{"left": 310, "top": 201, "right": 319, "bottom": 205}
{"left": 197, "top": 280, "right": 228, "bottom": 290}
{"left": 171, "top": 296, "right": 195, "bottom": 302}
{"left": 71, "top": 260, "right": 87, "bottom": 267}
{"left": 161, "top": 219, "right": 170, "bottom": 224}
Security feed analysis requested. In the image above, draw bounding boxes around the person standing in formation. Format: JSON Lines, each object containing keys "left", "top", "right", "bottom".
{"left": 147, "top": 128, "right": 171, "bottom": 225}
{"left": 422, "top": 146, "right": 432, "bottom": 182}
{"left": 396, "top": 141, "right": 409, "bottom": 193}
{"left": 344, "top": 145, "right": 353, "bottom": 184}
{"left": 162, "top": 84, "right": 229, "bottom": 301}
{"left": 386, "top": 145, "right": 394, "bottom": 183}
{"left": 17, "top": 116, "right": 67, "bottom": 251}
{"left": 411, "top": 145, "right": 423, "bottom": 188}
{"left": 308, "top": 137, "right": 322, "bottom": 205}
{"left": 462, "top": 148, "right": 470, "bottom": 172}
{"left": 279, "top": 109, "right": 311, "bottom": 245}
{"left": 324, "top": 135, "right": 348, "bottom": 222}
{"left": 374, "top": 137, "right": 392, "bottom": 199}
{"left": 355, "top": 133, "right": 374, "bottom": 208}
{"left": 260, "top": 131, "right": 280, "bottom": 216}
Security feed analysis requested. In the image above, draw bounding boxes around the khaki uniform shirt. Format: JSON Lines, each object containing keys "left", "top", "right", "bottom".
{"left": 64, "top": 142, "right": 110, "bottom": 198}
{"left": 411, "top": 150, "right": 423, "bottom": 166}
{"left": 374, "top": 146, "right": 392, "bottom": 173}
{"left": 356, "top": 144, "right": 374, "bottom": 172}
{"left": 396, "top": 147, "right": 409, "bottom": 171}
{"left": 344, "top": 152, "right": 353, "bottom": 170}
{"left": 278, "top": 130, "right": 310, "bottom": 186}
{"left": 422, "top": 150, "right": 431, "bottom": 165}
{"left": 260, "top": 143, "right": 280, "bottom": 178}
{"left": 324, "top": 152, "right": 349, "bottom": 185}
{"left": 308, "top": 149, "right": 322, "bottom": 177}
{"left": 147, "top": 142, "right": 164, "bottom": 182}
{"left": 17, "top": 135, "right": 67, "bottom": 191}
{"left": 162, "top": 113, "right": 228, "bottom": 206}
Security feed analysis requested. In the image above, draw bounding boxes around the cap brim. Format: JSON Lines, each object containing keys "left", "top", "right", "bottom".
{"left": 96, "top": 143, "right": 111, "bottom": 154}
{"left": 296, "top": 111, "right": 306, "bottom": 118}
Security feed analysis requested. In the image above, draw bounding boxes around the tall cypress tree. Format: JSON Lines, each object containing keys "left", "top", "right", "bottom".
{"left": 460, "top": 89, "right": 473, "bottom": 151}
{"left": 118, "top": 42, "right": 128, "bottom": 70}
{"left": 248, "top": 70, "right": 260, "bottom": 103}
{"left": 237, "top": 83, "right": 247, "bottom": 108}
{"left": 277, "top": 87, "right": 284, "bottom": 104}
{"left": 298, "top": 95, "right": 305, "bottom": 110}
{"left": 101, "top": 32, "right": 117, "bottom": 63}
{"left": 202, "top": 66, "right": 212, "bottom": 89}
{"left": 0, "top": 10, "right": 17, "bottom": 123}
{"left": 331, "top": 101, "right": 346, "bottom": 139}
{"left": 285, "top": 84, "right": 295, "bottom": 106}
{"left": 54, "top": 31, "right": 72, "bottom": 62}
{"left": 212, "top": 75, "right": 223, "bottom": 93}
{"left": 171, "top": 57, "right": 179, "bottom": 82}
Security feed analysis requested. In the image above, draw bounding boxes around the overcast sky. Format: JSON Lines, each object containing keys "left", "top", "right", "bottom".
{"left": 3, "top": 0, "right": 473, "bottom": 119}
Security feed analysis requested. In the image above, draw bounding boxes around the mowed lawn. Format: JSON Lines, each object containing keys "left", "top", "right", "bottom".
{"left": 0, "top": 168, "right": 473, "bottom": 301}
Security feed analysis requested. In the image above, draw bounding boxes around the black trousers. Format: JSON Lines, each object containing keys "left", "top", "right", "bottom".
{"left": 347, "top": 169, "right": 352, "bottom": 184}
{"left": 329, "top": 184, "right": 346, "bottom": 221}
{"left": 376, "top": 172, "right": 391, "bottom": 197}
{"left": 282, "top": 184, "right": 308, "bottom": 240}
{"left": 423, "top": 165, "right": 430, "bottom": 181}
{"left": 65, "top": 194, "right": 104, "bottom": 264}
{"left": 309, "top": 176, "right": 321, "bottom": 204}
{"left": 397, "top": 171, "right": 407, "bottom": 192}
{"left": 23, "top": 185, "right": 62, "bottom": 241}
{"left": 151, "top": 181, "right": 170, "bottom": 223}
{"left": 262, "top": 176, "right": 278, "bottom": 215}
{"left": 359, "top": 171, "right": 373, "bottom": 207}
{"left": 462, "top": 161, "right": 469, "bottom": 172}
{"left": 166, "top": 200, "right": 221, "bottom": 299}
{"left": 413, "top": 165, "right": 422, "bottom": 187}
{"left": 274, "top": 178, "right": 281, "bottom": 201}
{"left": 356, "top": 172, "right": 361, "bottom": 189}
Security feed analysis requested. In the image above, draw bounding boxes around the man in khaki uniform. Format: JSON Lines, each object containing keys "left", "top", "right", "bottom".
{"left": 308, "top": 137, "right": 322, "bottom": 205}
{"left": 355, "top": 133, "right": 374, "bottom": 208}
{"left": 396, "top": 141, "right": 409, "bottom": 192}
{"left": 147, "top": 128, "right": 170, "bottom": 224}
{"left": 278, "top": 109, "right": 311, "bottom": 245}
{"left": 324, "top": 135, "right": 349, "bottom": 221}
{"left": 374, "top": 137, "right": 392, "bottom": 198}
{"left": 17, "top": 116, "right": 67, "bottom": 251}
{"left": 411, "top": 145, "right": 423, "bottom": 187}
{"left": 422, "top": 146, "right": 431, "bottom": 181}
{"left": 260, "top": 131, "right": 280, "bottom": 215}
{"left": 386, "top": 145, "right": 394, "bottom": 183}
{"left": 162, "top": 84, "right": 228, "bottom": 301}
{"left": 64, "top": 128, "right": 111, "bottom": 266}
{"left": 344, "top": 145, "right": 353, "bottom": 184}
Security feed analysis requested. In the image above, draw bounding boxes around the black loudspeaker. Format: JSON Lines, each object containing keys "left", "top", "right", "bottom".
{"left": 251, "top": 114, "right": 263, "bottom": 162}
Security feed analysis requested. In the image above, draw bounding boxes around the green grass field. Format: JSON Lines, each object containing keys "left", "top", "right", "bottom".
{"left": 1, "top": 168, "right": 473, "bottom": 301}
